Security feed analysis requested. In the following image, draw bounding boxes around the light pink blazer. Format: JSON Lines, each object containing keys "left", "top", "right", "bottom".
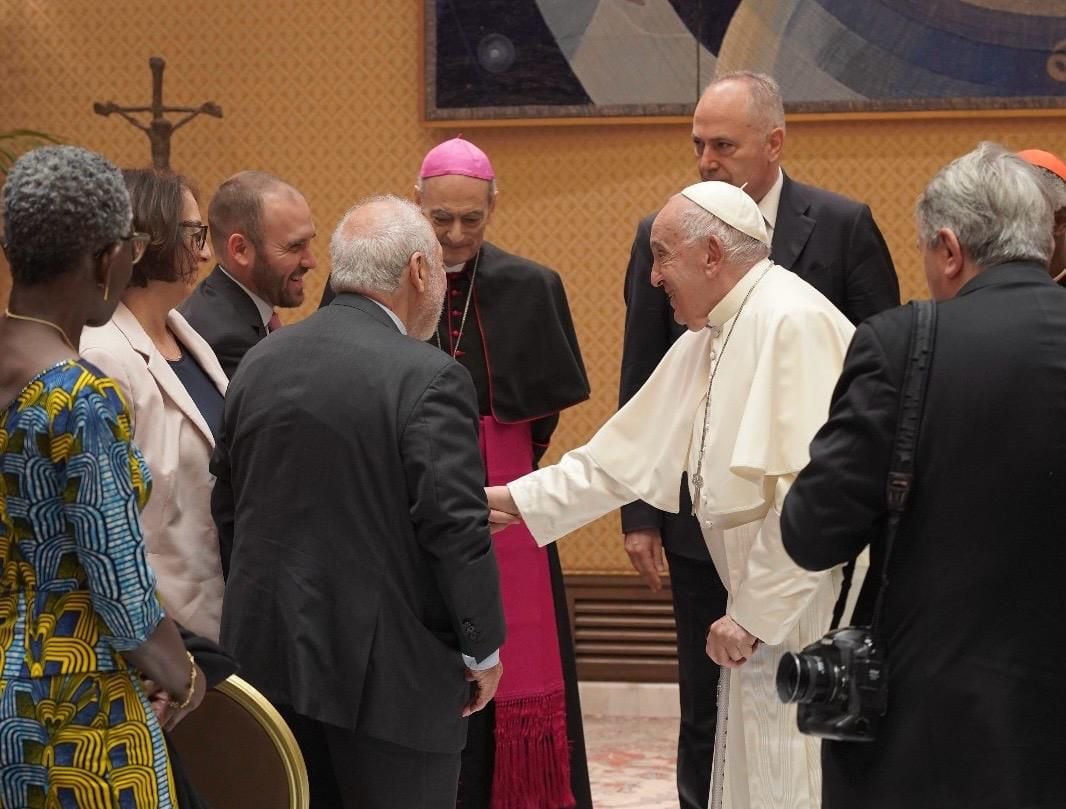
{"left": 81, "top": 303, "right": 228, "bottom": 641}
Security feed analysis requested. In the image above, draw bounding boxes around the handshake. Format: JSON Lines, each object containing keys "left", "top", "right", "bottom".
{"left": 485, "top": 485, "right": 522, "bottom": 534}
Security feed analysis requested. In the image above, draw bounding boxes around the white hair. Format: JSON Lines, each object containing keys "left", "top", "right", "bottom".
{"left": 678, "top": 200, "right": 770, "bottom": 267}
{"left": 706, "top": 70, "right": 786, "bottom": 133}
{"left": 917, "top": 142, "right": 1053, "bottom": 268}
{"left": 329, "top": 195, "right": 439, "bottom": 295}
{"left": 414, "top": 176, "right": 497, "bottom": 198}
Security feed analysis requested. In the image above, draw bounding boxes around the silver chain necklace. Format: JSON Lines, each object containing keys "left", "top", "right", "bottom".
{"left": 691, "top": 263, "right": 772, "bottom": 514}
{"left": 434, "top": 249, "right": 481, "bottom": 358}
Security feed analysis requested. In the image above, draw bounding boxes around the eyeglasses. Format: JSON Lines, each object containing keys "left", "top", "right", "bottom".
{"left": 122, "top": 231, "right": 151, "bottom": 265}
{"left": 179, "top": 221, "right": 209, "bottom": 252}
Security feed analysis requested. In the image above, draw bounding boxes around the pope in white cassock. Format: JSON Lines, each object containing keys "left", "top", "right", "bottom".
{"left": 487, "top": 181, "right": 857, "bottom": 809}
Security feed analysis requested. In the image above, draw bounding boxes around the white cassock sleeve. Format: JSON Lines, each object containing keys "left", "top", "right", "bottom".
{"left": 507, "top": 446, "right": 638, "bottom": 547}
{"left": 728, "top": 475, "right": 837, "bottom": 645}
{"left": 507, "top": 328, "right": 712, "bottom": 546}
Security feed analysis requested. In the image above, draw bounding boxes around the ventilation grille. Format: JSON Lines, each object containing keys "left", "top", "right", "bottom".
{"left": 564, "top": 575, "right": 678, "bottom": 682}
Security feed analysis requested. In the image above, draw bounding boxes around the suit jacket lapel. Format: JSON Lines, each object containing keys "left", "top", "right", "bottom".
{"left": 207, "top": 266, "right": 268, "bottom": 341}
{"left": 111, "top": 304, "right": 218, "bottom": 447}
{"left": 772, "top": 172, "right": 815, "bottom": 270}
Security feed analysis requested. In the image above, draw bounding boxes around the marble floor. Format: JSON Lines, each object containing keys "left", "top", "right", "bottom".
{"left": 584, "top": 714, "right": 678, "bottom": 808}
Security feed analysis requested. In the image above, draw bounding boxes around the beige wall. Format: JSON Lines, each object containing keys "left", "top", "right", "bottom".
{"left": 3, "top": 1, "right": 1064, "bottom": 572}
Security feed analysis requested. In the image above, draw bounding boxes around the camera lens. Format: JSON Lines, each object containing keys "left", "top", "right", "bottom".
{"left": 776, "top": 652, "right": 843, "bottom": 705}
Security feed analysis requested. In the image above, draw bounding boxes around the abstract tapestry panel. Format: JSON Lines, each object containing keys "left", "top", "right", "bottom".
{"left": 426, "top": 0, "right": 1066, "bottom": 119}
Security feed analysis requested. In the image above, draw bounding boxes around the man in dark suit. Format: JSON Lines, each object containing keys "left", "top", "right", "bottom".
{"left": 322, "top": 137, "right": 592, "bottom": 809}
{"left": 179, "top": 170, "right": 317, "bottom": 377}
{"left": 782, "top": 143, "right": 1066, "bottom": 809}
{"left": 618, "top": 70, "right": 899, "bottom": 809}
{"left": 213, "top": 194, "right": 506, "bottom": 808}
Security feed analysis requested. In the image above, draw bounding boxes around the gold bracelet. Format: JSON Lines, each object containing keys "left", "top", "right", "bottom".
{"left": 166, "top": 651, "right": 198, "bottom": 710}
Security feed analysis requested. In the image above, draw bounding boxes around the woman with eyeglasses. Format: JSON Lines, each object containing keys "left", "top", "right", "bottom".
{"left": 0, "top": 146, "right": 205, "bottom": 807}
{"left": 81, "top": 168, "right": 227, "bottom": 644}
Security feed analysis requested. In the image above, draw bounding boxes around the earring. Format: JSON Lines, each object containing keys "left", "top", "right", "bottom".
{"left": 101, "top": 283, "right": 110, "bottom": 303}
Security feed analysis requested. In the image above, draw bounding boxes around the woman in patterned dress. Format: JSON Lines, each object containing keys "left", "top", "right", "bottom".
{"left": 0, "top": 146, "right": 205, "bottom": 808}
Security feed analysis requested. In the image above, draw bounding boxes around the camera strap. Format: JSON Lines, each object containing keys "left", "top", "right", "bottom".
{"left": 869, "top": 299, "right": 937, "bottom": 636}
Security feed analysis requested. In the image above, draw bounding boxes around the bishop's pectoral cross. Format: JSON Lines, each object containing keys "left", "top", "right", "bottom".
{"left": 94, "top": 56, "right": 222, "bottom": 171}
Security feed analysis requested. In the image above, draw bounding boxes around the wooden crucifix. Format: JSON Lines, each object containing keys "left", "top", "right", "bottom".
{"left": 94, "top": 56, "right": 222, "bottom": 170}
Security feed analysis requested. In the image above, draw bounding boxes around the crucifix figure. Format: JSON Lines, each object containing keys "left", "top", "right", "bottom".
{"left": 94, "top": 56, "right": 222, "bottom": 170}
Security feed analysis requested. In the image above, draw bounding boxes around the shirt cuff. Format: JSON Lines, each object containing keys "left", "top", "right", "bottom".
{"left": 462, "top": 649, "right": 500, "bottom": 671}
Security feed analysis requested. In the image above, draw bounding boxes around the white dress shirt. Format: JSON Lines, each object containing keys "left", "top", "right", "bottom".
{"left": 757, "top": 167, "right": 784, "bottom": 242}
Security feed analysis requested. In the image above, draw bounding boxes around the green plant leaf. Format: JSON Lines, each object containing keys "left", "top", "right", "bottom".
{"left": 0, "top": 130, "right": 64, "bottom": 176}
{"left": 0, "top": 130, "right": 61, "bottom": 142}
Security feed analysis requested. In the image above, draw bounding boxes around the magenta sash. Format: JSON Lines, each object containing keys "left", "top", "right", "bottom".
{"left": 479, "top": 417, "right": 575, "bottom": 809}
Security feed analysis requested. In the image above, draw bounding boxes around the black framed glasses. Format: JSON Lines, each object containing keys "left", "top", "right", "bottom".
{"left": 179, "top": 221, "right": 209, "bottom": 252}
{"left": 122, "top": 231, "right": 151, "bottom": 265}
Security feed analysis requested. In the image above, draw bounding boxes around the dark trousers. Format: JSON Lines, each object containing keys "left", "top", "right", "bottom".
{"left": 667, "top": 550, "right": 729, "bottom": 809}
{"left": 278, "top": 705, "right": 462, "bottom": 809}
{"left": 457, "top": 543, "right": 593, "bottom": 808}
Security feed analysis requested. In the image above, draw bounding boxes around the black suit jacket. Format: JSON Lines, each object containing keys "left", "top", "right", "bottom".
{"left": 782, "top": 263, "right": 1066, "bottom": 809}
{"left": 178, "top": 265, "right": 267, "bottom": 378}
{"left": 618, "top": 171, "right": 900, "bottom": 558}
{"left": 213, "top": 294, "right": 505, "bottom": 753}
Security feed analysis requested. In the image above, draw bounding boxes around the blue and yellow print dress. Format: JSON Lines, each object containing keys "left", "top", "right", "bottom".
{"left": 0, "top": 360, "right": 174, "bottom": 809}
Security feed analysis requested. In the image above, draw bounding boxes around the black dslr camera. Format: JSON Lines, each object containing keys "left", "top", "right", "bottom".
{"left": 775, "top": 626, "right": 887, "bottom": 742}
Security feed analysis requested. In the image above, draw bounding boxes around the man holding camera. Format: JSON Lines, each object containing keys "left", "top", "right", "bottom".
{"left": 487, "top": 180, "right": 855, "bottom": 808}
{"left": 782, "top": 143, "right": 1066, "bottom": 809}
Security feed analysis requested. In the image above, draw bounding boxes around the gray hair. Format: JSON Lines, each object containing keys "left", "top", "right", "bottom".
{"left": 3, "top": 145, "right": 130, "bottom": 284}
{"left": 414, "top": 176, "right": 497, "bottom": 199}
{"left": 678, "top": 200, "right": 770, "bottom": 267}
{"left": 330, "top": 194, "right": 438, "bottom": 294}
{"left": 917, "top": 142, "right": 1053, "bottom": 268}
{"left": 707, "top": 70, "right": 786, "bottom": 133}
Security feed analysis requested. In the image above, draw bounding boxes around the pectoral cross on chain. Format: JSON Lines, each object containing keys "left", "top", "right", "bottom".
{"left": 93, "top": 56, "right": 222, "bottom": 170}
{"left": 686, "top": 267, "right": 768, "bottom": 520}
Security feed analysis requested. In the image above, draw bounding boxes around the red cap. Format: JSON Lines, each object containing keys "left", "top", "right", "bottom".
{"left": 1018, "top": 149, "right": 1066, "bottom": 183}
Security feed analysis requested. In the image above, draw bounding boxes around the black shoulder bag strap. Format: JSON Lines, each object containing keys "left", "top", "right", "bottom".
{"left": 869, "top": 299, "right": 937, "bottom": 636}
